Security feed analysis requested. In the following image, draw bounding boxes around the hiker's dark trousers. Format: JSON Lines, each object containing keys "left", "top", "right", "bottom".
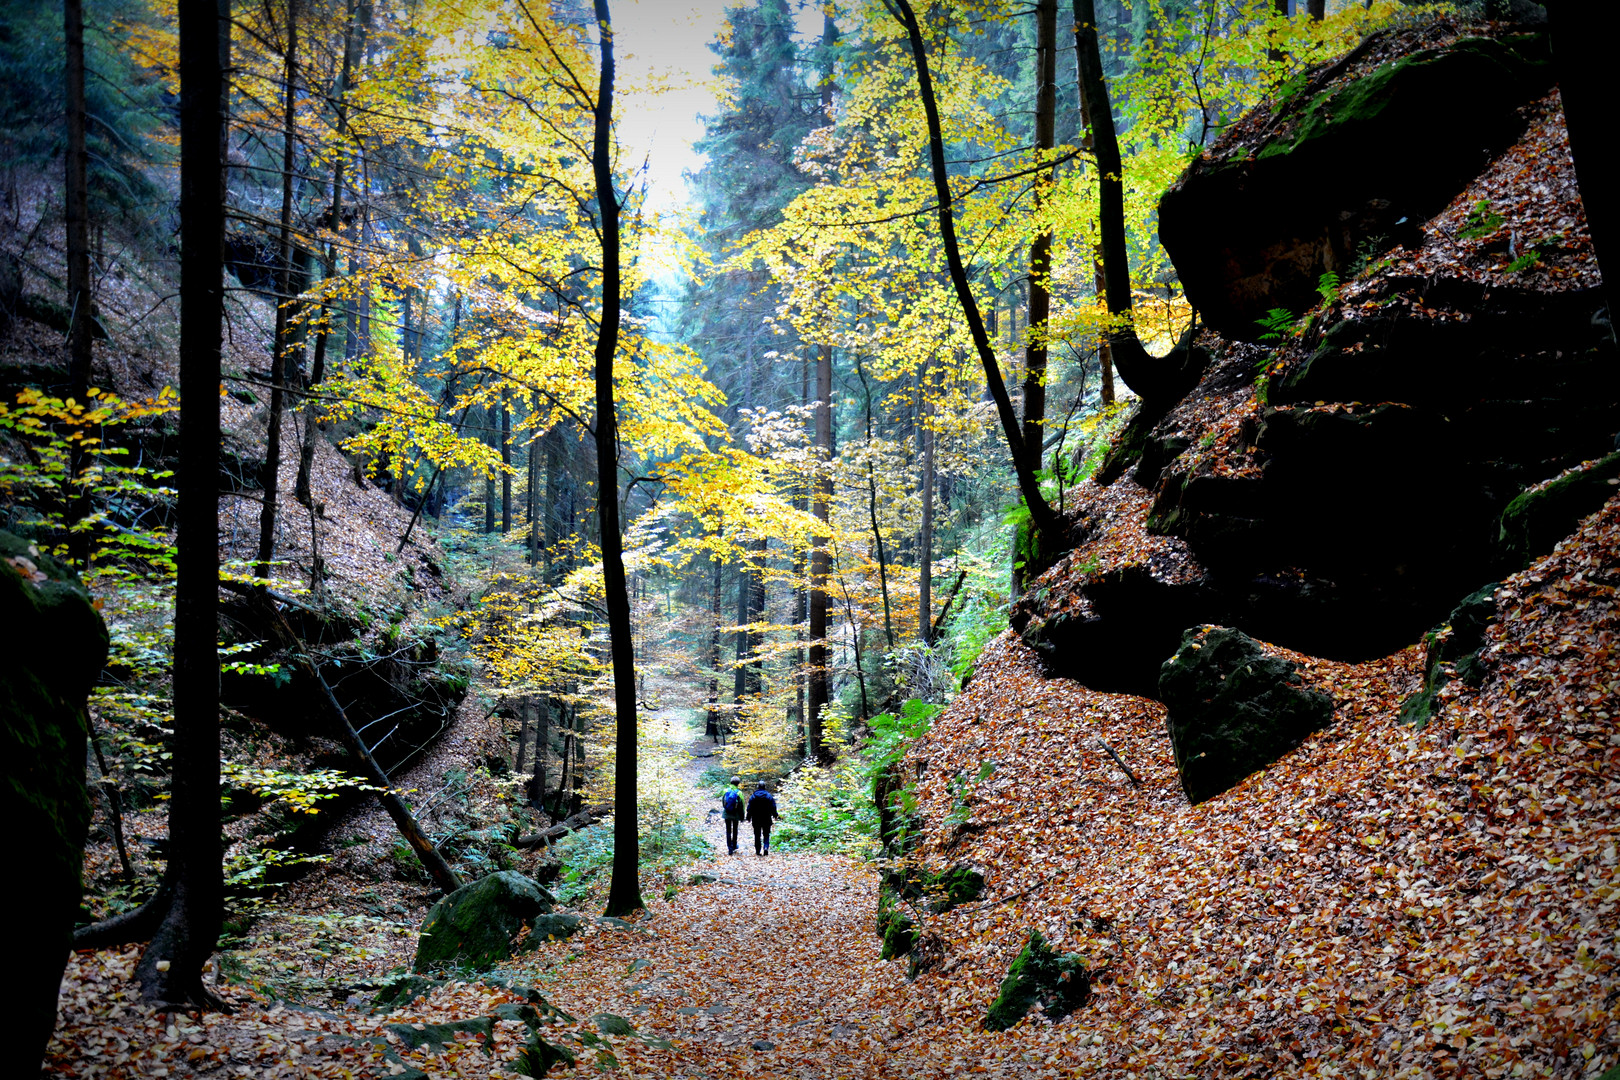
{"left": 752, "top": 822, "right": 772, "bottom": 854}
{"left": 725, "top": 819, "right": 740, "bottom": 852}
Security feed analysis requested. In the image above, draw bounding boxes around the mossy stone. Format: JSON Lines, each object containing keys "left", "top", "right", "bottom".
{"left": 413, "top": 871, "right": 556, "bottom": 973}
{"left": 983, "top": 929, "right": 1091, "bottom": 1030}
{"left": 1159, "top": 625, "right": 1334, "bottom": 804}
{"left": 1499, "top": 451, "right": 1620, "bottom": 569}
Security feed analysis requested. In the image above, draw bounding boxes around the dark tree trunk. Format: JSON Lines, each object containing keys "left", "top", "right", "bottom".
{"left": 532, "top": 696, "right": 549, "bottom": 811}
{"left": 808, "top": 343, "right": 832, "bottom": 763}
{"left": 501, "top": 391, "right": 512, "bottom": 534}
{"left": 256, "top": 0, "right": 299, "bottom": 579}
{"left": 1021, "top": 0, "right": 1058, "bottom": 472}
{"left": 889, "top": 0, "right": 1062, "bottom": 548}
{"left": 706, "top": 550, "right": 723, "bottom": 740}
{"left": 484, "top": 404, "right": 497, "bottom": 534}
{"left": 64, "top": 0, "right": 92, "bottom": 567}
{"left": 294, "top": 0, "right": 367, "bottom": 508}
{"left": 856, "top": 354, "right": 895, "bottom": 651}
{"left": 1305, "top": 0, "right": 1323, "bottom": 20}
{"left": 543, "top": 425, "right": 562, "bottom": 579}
{"left": 64, "top": 0, "right": 91, "bottom": 403}
{"left": 592, "top": 0, "right": 643, "bottom": 920}
{"left": 528, "top": 393, "right": 541, "bottom": 565}
{"left": 139, "top": 0, "right": 228, "bottom": 1009}
{"left": 918, "top": 375, "right": 935, "bottom": 643}
{"left": 1074, "top": 0, "right": 1172, "bottom": 401}
{"left": 514, "top": 701, "right": 530, "bottom": 776}
{"left": 733, "top": 539, "right": 765, "bottom": 703}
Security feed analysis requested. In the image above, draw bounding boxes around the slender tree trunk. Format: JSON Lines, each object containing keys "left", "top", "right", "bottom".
{"left": 294, "top": 0, "right": 367, "bottom": 507}
{"left": 1021, "top": 0, "right": 1057, "bottom": 473}
{"left": 543, "top": 425, "right": 562, "bottom": 579}
{"left": 889, "top": 0, "right": 1061, "bottom": 547}
{"left": 855, "top": 355, "right": 895, "bottom": 651}
{"left": 256, "top": 0, "right": 299, "bottom": 578}
{"left": 532, "top": 696, "right": 549, "bottom": 811}
{"left": 64, "top": 0, "right": 93, "bottom": 568}
{"left": 64, "top": 0, "right": 91, "bottom": 403}
{"left": 501, "top": 391, "right": 512, "bottom": 534}
{"left": 733, "top": 539, "right": 765, "bottom": 702}
{"left": 528, "top": 394, "right": 541, "bottom": 565}
{"left": 483, "top": 414, "right": 497, "bottom": 534}
{"left": 808, "top": 343, "right": 833, "bottom": 763}
{"left": 706, "top": 550, "right": 722, "bottom": 740}
{"left": 592, "top": 0, "right": 642, "bottom": 919}
{"left": 1074, "top": 0, "right": 1165, "bottom": 400}
{"left": 514, "top": 700, "right": 530, "bottom": 775}
{"left": 139, "top": 0, "right": 228, "bottom": 1008}
{"left": 918, "top": 375, "right": 935, "bottom": 643}
{"left": 1306, "top": 0, "right": 1324, "bottom": 20}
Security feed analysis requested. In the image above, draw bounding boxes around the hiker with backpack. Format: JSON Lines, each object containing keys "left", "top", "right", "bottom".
{"left": 745, "top": 781, "right": 780, "bottom": 856}
{"left": 721, "top": 776, "right": 745, "bottom": 855}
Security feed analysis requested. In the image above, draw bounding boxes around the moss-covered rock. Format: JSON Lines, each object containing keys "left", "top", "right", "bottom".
{"left": 1399, "top": 584, "right": 1499, "bottom": 728}
{"left": 2, "top": 531, "right": 109, "bottom": 1070}
{"left": 1499, "top": 451, "right": 1620, "bottom": 569}
{"left": 983, "top": 930, "right": 1091, "bottom": 1030}
{"left": 413, "top": 871, "right": 556, "bottom": 973}
{"left": 1160, "top": 30, "right": 1553, "bottom": 338}
{"left": 1159, "top": 625, "right": 1334, "bottom": 804}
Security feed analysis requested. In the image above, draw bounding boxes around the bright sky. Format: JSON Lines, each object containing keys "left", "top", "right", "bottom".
{"left": 613, "top": 0, "right": 824, "bottom": 217}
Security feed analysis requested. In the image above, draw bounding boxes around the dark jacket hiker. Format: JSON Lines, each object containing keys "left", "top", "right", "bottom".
{"left": 721, "top": 776, "right": 744, "bottom": 854}
{"left": 745, "top": 783, "right": 780, "bottom": 856}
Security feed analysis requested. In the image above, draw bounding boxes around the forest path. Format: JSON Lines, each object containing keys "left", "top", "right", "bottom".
{"left": 525, "top": 691, "right": 909, "bottom": 1078}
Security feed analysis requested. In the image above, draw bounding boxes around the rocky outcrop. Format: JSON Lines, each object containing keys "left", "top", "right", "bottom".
{"left": 1021, "top": 29, "right": 1618, "bottom": 688}
{"left": 1160, "top": 27, "right": 1553, "bottom": 339}
{"left": 983, "top": 930, "right": 1091, "bottom": 1031}
{"left": 1, "top": 532, "right": 109, "bottom": 1070}
{"left": 414, "top": 871, "right": 557, "bottom": 973}
{"left": 1158, "top": 626, "right": 1334, "bottom": 803}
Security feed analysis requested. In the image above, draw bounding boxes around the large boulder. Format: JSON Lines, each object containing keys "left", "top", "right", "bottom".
{"left": 1499, "top": 451, "right": 1620, "bottom": 569}
{"left": 1, "top": 531, "right": 109, "bottom": 1070}
{"left": 413, "top": 871, "right": 556, "bottom": 973}
{"left": 1160, "top": 29, "right": 1553, "bottom": 339}
{"left": 1158, "top": 626, "right": 1334, "bottom": 804}
{"left": 983, "top": 930, "right": 1091, "bottom": 1030}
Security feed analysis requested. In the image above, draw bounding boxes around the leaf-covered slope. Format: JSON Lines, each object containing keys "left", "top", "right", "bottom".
{"left": 884, "top": 487, "right": 1618, "bottom": 1075}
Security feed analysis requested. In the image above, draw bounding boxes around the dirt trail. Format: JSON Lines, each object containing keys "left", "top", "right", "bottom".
{"left": 528, "top": 709, "right": 910, "bottom": 1078}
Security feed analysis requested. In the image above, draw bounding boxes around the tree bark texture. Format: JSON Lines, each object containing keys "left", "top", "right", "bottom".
{"left": 256, "top": 0, "right": 300, "bottom": 578}
{"left": 1021, "top": 0, "right": 1058, "bottom": 473}
{"left": 591, "top": 0, "right": 644, "bottom": 920}
{"left": 139, "top": 0, "right": 229, "bottom": 1009}
{"left": 888, "top": 0, "right": 1062, "bottom": 546}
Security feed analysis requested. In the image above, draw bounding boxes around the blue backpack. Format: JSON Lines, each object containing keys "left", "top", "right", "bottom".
{"left": 722, "top": 789, "right": 742, "bottom": 814}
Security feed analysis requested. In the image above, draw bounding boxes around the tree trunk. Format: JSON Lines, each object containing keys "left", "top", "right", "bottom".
{"left": 482, "top": 404, "right": 497, "bottom": 533}
{"left": 532, "top": 696, "right": 549, "bottom": 811}
{"left": 528, "top": 393, "right": 541, "bottom": 565}
{"left": 1268, "top": 0, "right": 1289, "bottom": 64}
{"left": 856, "top": 354, "right": 895, "bottom": 652}
{"left": 733, "top": 538, "right": 765, "bottom": 702}
{"left": 592, "top": 0, "right": 643, "bottom": 919}
{"left": 501, "top": 391, "right": 512, "bottom": 534}
{"left": 889, "top": 0, "right": 1062, "bottom": 547}
{"left": 1306, "top": 0, "right": 1324, "bottom": 20}
{"left": 514, "top": 700, "right": 530, "bottom": 775}
{"left": 706, "top": 550, "right": 723, "bottom": 740}
{"left": 918, "top": 374, "right": 935, "bottom": 643}
{"left": 294, "top": 0, "right": 368, "bottom": 508}
{"left": 64, "top": 0, "right": 92, "bottom": 567}
{"left": 139, "top": 0, "right": 228, "bottom": 1009}
{"left": 1021, "top": 0, "right": 1058, "bottom": 473}
{"left": 807, "top": 343, "right": 832, "bottom": 763}
{"left": 1074, "top": 0, "right": 1168, "bottom": 401}
{"left": 256, "top": 0, "right": 300, "bottom": 579}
